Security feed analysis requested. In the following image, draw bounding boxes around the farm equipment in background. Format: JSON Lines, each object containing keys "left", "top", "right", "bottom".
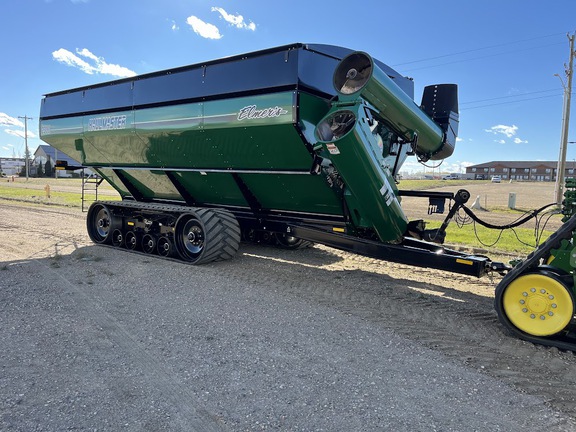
{"left": 39, "top": 43, "right": 576, "bottom": 350}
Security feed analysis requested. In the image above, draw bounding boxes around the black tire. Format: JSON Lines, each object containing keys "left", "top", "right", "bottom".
{"left": 86, "top": 202, "right": 120, "bottom": 244}
{"left": 125, "top": 231, "right": 140, "bottom": 251}
{"left": 157, "top": 236, "right": 175, "bottom": 257}
{"left": 174, "top": 208, "right": 240, "bottom": 264}
{"left": 111, "top": 229, "right": 124, "bottom": 248}
{"left": 142, "top": 234, "right": 157, "bottom": 254}
{"left": 275, "top": 233, "right": 313, "bottom": 250}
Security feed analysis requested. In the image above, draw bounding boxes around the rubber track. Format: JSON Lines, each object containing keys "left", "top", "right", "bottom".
{"left": 190, "top": 208, "right": 241, "bottom": 265}
{"left": 96, "top": 201, "right": 240, "bottom": 265}
{"left": 494, "top": 213, "right": 576, "bottom": 351}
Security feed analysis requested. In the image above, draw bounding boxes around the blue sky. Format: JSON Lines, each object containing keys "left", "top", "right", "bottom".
{"left": 1, "top": 0, "right": 575, "bottom": 174}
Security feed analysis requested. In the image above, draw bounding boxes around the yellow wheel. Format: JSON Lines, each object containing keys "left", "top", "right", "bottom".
{"left": 502, "top": 272, "right": 575, "bottom": 337}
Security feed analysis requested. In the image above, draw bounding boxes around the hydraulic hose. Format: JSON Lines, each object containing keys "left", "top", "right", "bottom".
{"left": 460, "top": 203, "right": 558, "bottom": 230}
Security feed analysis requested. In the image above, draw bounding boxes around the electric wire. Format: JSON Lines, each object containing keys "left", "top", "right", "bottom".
{"left": 392, "top": 32, "right": 566, "bottom": 67}
{"left": 459, "top": 88, "right": 561, "bottom": 105}
{"left": 398, "top": 42, "right": 564, "bottom": 73}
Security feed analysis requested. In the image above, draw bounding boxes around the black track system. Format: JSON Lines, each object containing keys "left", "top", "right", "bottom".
{"left": 87, "top": 200, "right": 240, "bottom": 265}
{"left": 494, "top": 214, "right": 576, "bottom": 351}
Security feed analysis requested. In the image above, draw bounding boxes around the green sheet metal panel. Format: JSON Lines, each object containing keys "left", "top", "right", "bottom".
{"left": 39, "top": 117, "right": 85, "bottom": 165}
{"left": 239, "top": 174, "right": 342, "bottom": 215}
{"left": 169, "top": 172, "right": 248, "bottom": 207}
{"left": 118, "top": 170, "right": 182, "bottom": 200}
{"left": 97, "top": 168, "right": 129, "bottom": 197}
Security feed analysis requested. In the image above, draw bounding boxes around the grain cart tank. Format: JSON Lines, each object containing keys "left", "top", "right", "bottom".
{"left": 40, "top": 43, "right": 487, "bottom": 273}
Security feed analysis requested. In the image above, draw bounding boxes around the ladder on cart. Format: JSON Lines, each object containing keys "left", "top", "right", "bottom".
{"left": 81, "top": 169, "right": 104, "bottom": 212}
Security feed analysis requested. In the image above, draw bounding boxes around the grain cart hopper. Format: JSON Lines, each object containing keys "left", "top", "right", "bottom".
{"left": 39, "top": 43, "right": 576, "bottom": 350}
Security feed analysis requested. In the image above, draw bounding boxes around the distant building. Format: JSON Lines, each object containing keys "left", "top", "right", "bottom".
{"left": 465, "top": 161, "right": 575, "bottom": 182}
{"left": 0, "top": 157, "right": 26, "bottom": 176}
{"left": 34, "top": 145, "right": 87, "bottom": 178}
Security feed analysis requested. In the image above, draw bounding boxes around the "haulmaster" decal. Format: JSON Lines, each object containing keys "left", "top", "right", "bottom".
{"left": 88, "top": 115, "right": 127, "bottom": 131}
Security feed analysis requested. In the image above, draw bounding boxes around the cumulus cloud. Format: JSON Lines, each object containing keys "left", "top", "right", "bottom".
{"left": 5, "top": 129, "right": 37, "bottom": 139}
{"left": 186, "top": 16, "right": 222, "bottom": 39}
{"left": 52, "top": 48, "right": 136, "bottom": 78}
{"left": 211, "top": 7, "right": 256, "bottom": 31}
{"left": 0, "top": 113, "right": 24, "bottom": 128}
{"left": 485, "top": 123, "right": 528, "bottom": 145}
{"left": 170, "top": 19, "right": 179, "bottom": 31}
{"left": 485, "top": 124, "right": 518, "bottom": 138}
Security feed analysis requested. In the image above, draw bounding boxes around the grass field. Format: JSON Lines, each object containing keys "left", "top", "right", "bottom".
{"left": 0, "top": 177, "right": 120, "bottom": 208}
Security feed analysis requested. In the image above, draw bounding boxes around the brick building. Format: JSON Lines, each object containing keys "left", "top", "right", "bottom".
{"left": 465, "top": 161, "right": 576, "bottom": 182}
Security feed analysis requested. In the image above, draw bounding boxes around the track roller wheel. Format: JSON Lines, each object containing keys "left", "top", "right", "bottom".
{"left": 86, "top": 203, "right": 119, "bottom": 244}
{"left": 125, "top": 231, "right": 140, "bottom": 251}
{"left": 174, "top": 209, "right": 240, "bottom": 264}
{"left": 157, "top": 236, "right": 175, "bottom": 257}
{"left": 275, "top": 233, "right": 313, "bottom": 249}
{"left": 497, "top": 270, "right": 575, "bottom": 337}
{"left": 142, "top": 234, "right": 157, "bottom": 254}
{"left": 112, "top": 229, "right": 124, "bottom": 248}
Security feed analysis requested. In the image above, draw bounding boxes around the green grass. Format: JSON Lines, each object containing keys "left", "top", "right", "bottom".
{"left": 0, "top": 177, "right": 120, "bottom": 207}
{"left": 427, "top": 220, "right": 553, "bottom": 254}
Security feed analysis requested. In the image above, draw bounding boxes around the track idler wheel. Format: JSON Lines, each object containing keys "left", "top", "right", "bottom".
{"left": 86, "top": 203, "right": 120, "bottom": 244}
{"left": 174, "top": 209, "right": 240, "bottom": 264}
{"left": 497, "top": 270, "right": 575, "bottom": 337}
{"left": 142, "top": 234, "right": 157, "bottom": 254}
{"left": 125, "top": 231, "right": 140, "bottom": 251}
{"left": 112, "top": 229, "right": 124, "bottom": 248}
{"left": 157, "top": 236, "right": 175, "bottom": 257}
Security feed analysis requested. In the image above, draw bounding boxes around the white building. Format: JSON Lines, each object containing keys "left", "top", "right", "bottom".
{"left": 0, "top": 157, "right": 26, "bottom": 176}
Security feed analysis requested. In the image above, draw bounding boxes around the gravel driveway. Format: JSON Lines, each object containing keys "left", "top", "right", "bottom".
{"left": 1, "top": 202, "right": 576, "bottom": 431}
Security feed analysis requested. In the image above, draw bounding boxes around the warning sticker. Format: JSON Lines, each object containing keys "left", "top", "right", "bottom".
{"left": 326, "top": 143, "right": 340, "bottom": 155}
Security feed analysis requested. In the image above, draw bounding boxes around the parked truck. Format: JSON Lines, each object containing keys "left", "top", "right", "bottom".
{"left": 39, "top": 43, "right": 576, "bottom": 350}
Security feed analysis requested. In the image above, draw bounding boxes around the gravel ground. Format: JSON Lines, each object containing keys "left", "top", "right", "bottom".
{"left": 1, "top": 201, "right": 576, "bottom": 431}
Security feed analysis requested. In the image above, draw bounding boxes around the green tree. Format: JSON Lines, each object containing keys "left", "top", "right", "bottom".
{"left": 37, "top": 161, "right": 43, "bottom": 177}
{"left": 45, "top": 157, "right": 53, "bottom": 177}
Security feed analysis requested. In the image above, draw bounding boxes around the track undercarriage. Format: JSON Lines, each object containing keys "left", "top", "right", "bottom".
{"left": 494, "top": 189, "right": 576, "bottom": 350}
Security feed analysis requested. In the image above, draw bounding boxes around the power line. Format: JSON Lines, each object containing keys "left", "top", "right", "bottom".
{"left": 460, "top": 88, "right": 560, "bottom": 105}
{"left": 392, "top": 32, "right": 566, "bottom": 67}
{"left": 460, "top": 93, "right": 564, "bottom": 111}
{"left": 399, "top": 42, "right": 564, "bottom": 73}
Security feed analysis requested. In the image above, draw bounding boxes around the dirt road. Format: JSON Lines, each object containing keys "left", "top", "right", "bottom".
{"left": 1, "top": 201, "right": 576, "bottom": 431}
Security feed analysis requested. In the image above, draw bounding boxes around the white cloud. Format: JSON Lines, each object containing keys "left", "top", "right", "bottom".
{"left": 513, "top": 137, "right": 528, "bottom": 144}
{"left": 52, "top": 48, "right": 136, "bottom": 78}
{"left": 186, "top": 16, "right": 222, "bottom": 39}
{"left": 170, "top": 19, "right": 179, "bottom": 31}
{"left": 211, "top": 7, "right": 256, "bottom": 31}
{"left": 485, "top": 124, "right": 518, "bottom": 138}
{"left": 494, "top": 139, "right": 506, "bottom": 144}
{"left": 5, "top": 129, "right": 37, "bottom": 139}
{"left": 0, "top": 113, "right": 24, "bottom": 128}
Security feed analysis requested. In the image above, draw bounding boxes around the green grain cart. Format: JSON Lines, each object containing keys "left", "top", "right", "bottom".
{"left": 40, "top": 43, "right": 576, "bottom": 350}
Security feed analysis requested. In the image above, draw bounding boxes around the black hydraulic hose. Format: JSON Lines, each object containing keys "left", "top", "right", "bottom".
{"left": 460, "top": 202, "right": 558, "bottom": 230}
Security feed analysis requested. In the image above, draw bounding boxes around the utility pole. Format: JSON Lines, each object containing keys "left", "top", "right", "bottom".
{"left": 18, "top": 115, "right": 33, "bottom": 181}
{"left": 554, "top": 33, "right": 575, "bottom": 205}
